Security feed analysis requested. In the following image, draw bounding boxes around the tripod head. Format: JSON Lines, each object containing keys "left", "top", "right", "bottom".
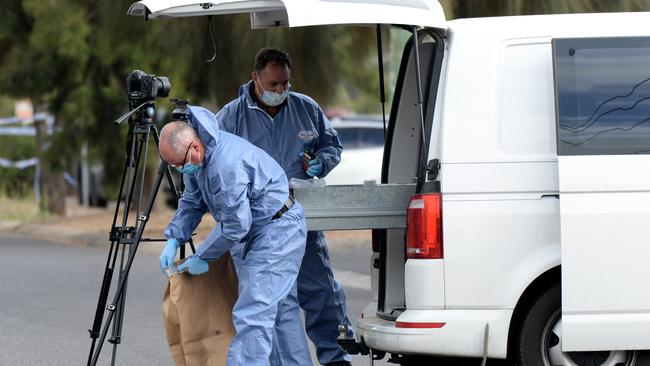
{"left": 171, "top": 98, "right": 190, "bottom": 122}
{"left": 113, "top": 101, "right": 157, "bottom": 127}
{"left": 113, "top": 97, "right": 191, "bottom": 128}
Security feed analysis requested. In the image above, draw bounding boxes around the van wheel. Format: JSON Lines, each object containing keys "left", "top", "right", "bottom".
{"left": 515, "top": 284, "right": 644, "bottom": 366}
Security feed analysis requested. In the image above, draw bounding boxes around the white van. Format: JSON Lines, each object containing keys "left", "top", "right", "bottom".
{"left": 129, "top": 2, "right": 650, "bottom": 365}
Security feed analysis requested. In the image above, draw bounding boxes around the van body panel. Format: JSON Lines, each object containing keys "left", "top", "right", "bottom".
{"left": 442, "top": 196, "right": 560, "bottom": 308}
{"left": 560, "top": 157, "right": 650, "bottom": 351}
{"left": 495, "top": 40, "right": 556, "bottom": 161}
{"left": 441, "top": 37, "right": 556, "bottom": 164}
{"left": 563, "top": 313, "right": 650, "bottom": 352}
{"left": 502, "top": 243, "right": 560, "bottom": 308}
{"left": 441, "top": 162, "right": 558, "bottom": 195}
{"left": 404, "top": 259, "right": 444, "bottom": 310}
{"left": 358, "top": 308, "right": 512, "bottom": 358}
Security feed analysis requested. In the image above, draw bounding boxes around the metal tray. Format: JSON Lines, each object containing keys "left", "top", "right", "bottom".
{"left": 291, "top": 181, "right": 416, "bottom": 231}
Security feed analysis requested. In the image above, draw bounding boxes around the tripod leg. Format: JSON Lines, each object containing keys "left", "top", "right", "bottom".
{"left": 109, "top": 242, "right": 130, "bottom": 366}
{"left": 89, "top": 158, "right": 169, "bottom": 366}
{"left": 87, "top": 128, "right": 141, "bottom": 366}
{"left": 122, "top": 135, "right": 146, "bottom": 225}
{"left": 86, "top": 265, "right": 112, "bottom": 365}
{"left": 108, "top": 128, "right": 149, "bottom": 365}
{"left": 87, "top": 126, "right": 146, "bottom": 366}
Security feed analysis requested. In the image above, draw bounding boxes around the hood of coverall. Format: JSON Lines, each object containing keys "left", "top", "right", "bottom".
{"left": 187, "top": 105, "right": 221, "bottom": 158}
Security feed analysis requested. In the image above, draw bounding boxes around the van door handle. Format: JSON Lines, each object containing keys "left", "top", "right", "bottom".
{"left": 541, "top": 194, "right": 559, "bottom": 199}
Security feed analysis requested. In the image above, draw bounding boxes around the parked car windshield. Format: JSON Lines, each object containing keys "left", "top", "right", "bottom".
{"left": 331, "top": 116, "right": 385, "bottom": 150}
{"left": 337, "top": 126, "right": 384, "bottom": 149}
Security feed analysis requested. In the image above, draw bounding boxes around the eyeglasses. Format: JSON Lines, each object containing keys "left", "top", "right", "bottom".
{"left": 170, "top": 143, "right": 192, "bottom": 169}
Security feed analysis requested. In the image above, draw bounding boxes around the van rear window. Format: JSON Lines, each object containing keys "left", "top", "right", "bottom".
{"left": 553, "top": 37, "right": 650, "bottom": 155}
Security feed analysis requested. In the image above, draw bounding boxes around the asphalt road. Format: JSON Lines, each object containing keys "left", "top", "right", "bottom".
{"left": 0, "top": 232, "right": 388, "bottom": 366}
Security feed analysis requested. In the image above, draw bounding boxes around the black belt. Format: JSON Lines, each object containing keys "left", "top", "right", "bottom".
{"left": 272, "top": 195, "right": 295, "bottom": 220}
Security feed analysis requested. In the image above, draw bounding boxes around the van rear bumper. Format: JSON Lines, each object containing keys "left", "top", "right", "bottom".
{"left": 356, "top": 303, "right": 513, "bottom": 358}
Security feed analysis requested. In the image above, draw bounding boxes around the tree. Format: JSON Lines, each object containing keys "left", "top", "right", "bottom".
{"left": 0, "top": 1, "right": 386, "bottom": 215}
{"left": 0, "top": 0, "right": 92, "bottom": 214}
{"left": 0, "top": 0, "right": 191, "bottom": 213}
{"left": 439, "top": 0, "right": 650, "bottom": 18}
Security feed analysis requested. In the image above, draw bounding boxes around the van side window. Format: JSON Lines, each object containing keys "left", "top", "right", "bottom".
{"left": 553, "top": 37, "right": 650, "bottom": 155}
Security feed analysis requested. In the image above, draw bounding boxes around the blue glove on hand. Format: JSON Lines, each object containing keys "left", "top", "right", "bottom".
{"left": 177, "top": 256, "right": 209, "bottom": 276}
{"left": 306, "top": 157, "right": 323, "bottom": 177}
{"left": 159, "top": 238, "right": 180, "bottom": 274}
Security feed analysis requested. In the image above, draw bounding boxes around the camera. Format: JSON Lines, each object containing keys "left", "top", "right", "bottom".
{"left": 126, "top": 70, "right": 171, "bottom": 104}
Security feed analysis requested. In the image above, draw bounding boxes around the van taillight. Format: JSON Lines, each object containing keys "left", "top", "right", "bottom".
{"left": 406, "top": 193, "right": 442, "bottom": 259}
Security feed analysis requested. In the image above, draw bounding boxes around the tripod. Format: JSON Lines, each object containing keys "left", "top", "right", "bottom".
{"left": 86, "top": 100, "right": 193, "bottom": 366}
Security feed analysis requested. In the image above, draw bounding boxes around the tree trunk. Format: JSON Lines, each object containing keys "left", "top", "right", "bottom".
{"left": 34, "top": 119, "right": 66, "bottom": 215}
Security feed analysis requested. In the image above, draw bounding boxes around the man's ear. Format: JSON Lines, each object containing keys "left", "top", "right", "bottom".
{"left": 196, "top": 141, "right": 206, "bottom": 162}
{"left": 191, "top": 140, "right": 201, "bottom": 153}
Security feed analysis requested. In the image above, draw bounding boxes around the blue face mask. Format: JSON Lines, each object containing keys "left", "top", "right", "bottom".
{"left": 173, "top": 147, "right": 203, "bottom": 175}
{"left": 175, "top": 162, "right": 202, "bottom": 175}
{"left": 255, "top": 74, "right": 290, "bottom": 107}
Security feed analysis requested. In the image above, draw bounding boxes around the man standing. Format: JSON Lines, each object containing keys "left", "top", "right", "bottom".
{"left": 217, "top": 48, "right": 353, "bottom": 366}
{"left": 158, "top": 106, "right": 311, "bottom": 366}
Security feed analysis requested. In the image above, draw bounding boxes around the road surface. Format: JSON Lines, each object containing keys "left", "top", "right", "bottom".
{"left": 0, "top": 232, "right": 391, "bottom": 365}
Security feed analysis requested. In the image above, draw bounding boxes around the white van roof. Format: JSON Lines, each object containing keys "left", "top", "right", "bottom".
{"left": 446, "top": 11, "right": 650, "bottom": 39}
{"left": 127, "top": 0, "right": 446, "bottom": 29}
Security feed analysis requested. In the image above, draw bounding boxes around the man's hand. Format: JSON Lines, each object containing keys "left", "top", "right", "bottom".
{"left": 306, "top": 156, "right": 323, "bottom": 177}
{"left": 159, "top": 238, "right": 180, "bottom": 274}
{"left": 177, "top": 256, "right": 209, "bottom": 275}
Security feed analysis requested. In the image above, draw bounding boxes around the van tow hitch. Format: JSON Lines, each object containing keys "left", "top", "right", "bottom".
{"left": 337, "top": 324, "right": 387, "bottom": 364}
{"left": 337, "top": 324, "right": 370, "bottom": 355}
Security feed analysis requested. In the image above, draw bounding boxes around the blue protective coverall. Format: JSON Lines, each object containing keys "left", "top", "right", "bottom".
{"left": 216, "top": 82, "right": 354, "bottom": 364}
{"left": 164, "top": 106, "right": 311, "bottom": 366}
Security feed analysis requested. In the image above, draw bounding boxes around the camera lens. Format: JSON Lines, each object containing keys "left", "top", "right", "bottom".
{"left": 154, "top": 77, "right": 171, "bottom": 98}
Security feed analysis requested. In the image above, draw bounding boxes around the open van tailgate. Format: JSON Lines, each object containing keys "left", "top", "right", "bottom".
{"left": 128, "top": 0, "right": 446, "bottom": 29}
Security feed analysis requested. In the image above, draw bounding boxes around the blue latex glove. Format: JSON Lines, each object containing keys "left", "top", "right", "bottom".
{"left": 306, "top": 157, "right": 323, "bottom": 177}
{"left": 177, "top": 256, "right": 209, "bottom": 276}
{"left": 159, "top": 238, "right": 180, "bottom": 274}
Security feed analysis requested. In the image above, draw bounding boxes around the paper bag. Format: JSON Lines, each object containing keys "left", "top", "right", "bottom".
{"left": 162, "top": 254, "right": 238, "bottom": 366}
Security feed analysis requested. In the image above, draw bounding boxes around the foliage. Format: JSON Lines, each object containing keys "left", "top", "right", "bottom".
{"left": 0, "top": 136, "right": 36, "bottom": 197}
{"left": 0, "top": 97, "right": 16, "bottom": 116}
{"left": 439, "top": 0, "right": 650, "bottom": 18}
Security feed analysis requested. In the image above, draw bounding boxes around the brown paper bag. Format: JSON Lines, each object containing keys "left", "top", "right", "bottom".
{"left": 163, "top": 254, "right": 239, "bottom": 366}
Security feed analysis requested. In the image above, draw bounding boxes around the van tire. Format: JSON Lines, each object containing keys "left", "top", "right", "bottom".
{"left": 515, "top": 283, "right": 560, "bottom": 366}
{"left": 515, "top": 283, "right": 648, "bottom": 366}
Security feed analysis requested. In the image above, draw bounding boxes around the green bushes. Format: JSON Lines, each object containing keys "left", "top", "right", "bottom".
{"left": 0, "top": 135, "right": 37, "bottom": 198}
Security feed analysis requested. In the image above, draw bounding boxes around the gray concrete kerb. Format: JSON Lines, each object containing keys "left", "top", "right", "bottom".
{"left": 0, "top": 220, "right": 166, "bottom": 255}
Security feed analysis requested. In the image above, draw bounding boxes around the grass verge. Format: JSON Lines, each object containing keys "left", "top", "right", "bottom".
{"left": 0, "top": 196, "right": 49, "bottom": 222}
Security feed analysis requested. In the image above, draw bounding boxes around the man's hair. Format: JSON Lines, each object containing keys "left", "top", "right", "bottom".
{"left": 253, "top": 48, "right": 292, "bottom": 73}
{"left": 162, "top": 121, "right": 199, "bottom": 156}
